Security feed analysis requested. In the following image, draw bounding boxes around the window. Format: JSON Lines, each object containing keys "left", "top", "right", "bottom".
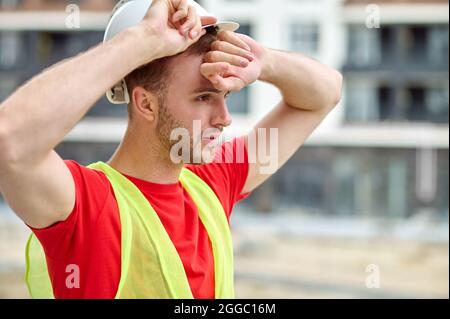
{"left": 427, "top": 25, "right": 449, "bottom": 66}
{"left": 436, "top": 150, "right": 450, "bottom": 218}
{"left": 33, "top": 31, "right": 102, "bottom": 67}
{"left": 345, "top": 23, "right": 448, "bottom": 124}
{"left": 405, "top": 86, "right": 427, "bottom": 122}
{"left": 425, "top": 87, "right": 449, "bottom": 124}
{"left": 253, "top": 146, "right": 448, "bottom": 219}
{"left": 0, "top": 76, "right": 19, "bottom": 102}
{"left": 345, "top": 83, "right": 379, "bottom": 122}
{"left": 345, "top": 83, "right": 449, "bottom": 124}
{"left": 0, "top": 32, "right": 23, "bottom": 69}
{"left": 289, "top": 23, "right": 320, "bottom": 56}
{"left": 347, "top": 25, "right": 381, "bottom": 67}
{"left": 403, "top": 86, "right": 449, "bottom": 123}
{"left": 275, "top": 155, "right": 330, "bottom": 213}
{"left": 404, "top": 26, "right": 427, "bottom": 62}
{"left": 378, "top": 86, "right": 395, "bottom": 121}
{"left": 333, "top": 156, "right": 358, "bottom": 216}
{"left": 380, "top": 27, "right": 395, "bottom": 63}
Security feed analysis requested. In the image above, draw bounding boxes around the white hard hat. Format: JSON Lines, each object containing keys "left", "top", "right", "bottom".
{"left": 104, "top": 0, "right": 239, "bottom": 105}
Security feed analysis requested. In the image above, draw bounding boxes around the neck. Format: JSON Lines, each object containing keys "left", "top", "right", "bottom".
{"left": 107, "top": 124, "right": 183, "bottom": 185}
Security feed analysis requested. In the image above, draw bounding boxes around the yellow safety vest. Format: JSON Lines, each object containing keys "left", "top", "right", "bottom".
{"left": 25, "top": 161, "right": 234, "bottom": 299}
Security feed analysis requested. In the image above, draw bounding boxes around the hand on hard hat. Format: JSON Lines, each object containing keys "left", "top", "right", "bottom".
{"left": 200, "top": 31, "right": 264, "bottom": 92}
{"left": 169, "top": 1, "right": 216, "bottom": 37}
{"left": 169, "top": 1, "right": 218, "bottom": 33}
{"left": 103, "top": 0, "right": 233, "bottom": 104}
{"left": 139, "top": 0, "right": 215, "bottom": 58}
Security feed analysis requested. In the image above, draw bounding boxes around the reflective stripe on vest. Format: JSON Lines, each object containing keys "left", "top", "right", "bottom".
{"left": 25, "top": 161, "right": 234, "bottom": 299}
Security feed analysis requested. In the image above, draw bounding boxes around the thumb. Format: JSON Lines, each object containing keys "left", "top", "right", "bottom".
{"left": 201, "top": 16, "right": 218, "bottom": 26}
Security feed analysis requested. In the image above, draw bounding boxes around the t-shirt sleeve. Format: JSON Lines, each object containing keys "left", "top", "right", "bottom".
{"left": 28, "top": 160, "right": 111, "bottom": 259}
{"left": 186, "top": 136, "right": 250, "bottom": 220}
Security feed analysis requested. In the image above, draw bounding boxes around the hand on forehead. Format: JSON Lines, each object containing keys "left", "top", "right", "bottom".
{"left": 200, "top": 30, "right": 261, "bottom": 92}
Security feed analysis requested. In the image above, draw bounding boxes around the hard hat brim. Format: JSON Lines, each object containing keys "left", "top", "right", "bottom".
{"left": 203, "top": 21, "right": 240, "bottom": 33}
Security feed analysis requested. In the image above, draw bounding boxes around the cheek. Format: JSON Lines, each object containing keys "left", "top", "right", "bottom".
{"left": 180, "top": 103, "right": 212, "bottom": 127}
{"left": 168, "top": 91, "right": 215, "bottom": 124}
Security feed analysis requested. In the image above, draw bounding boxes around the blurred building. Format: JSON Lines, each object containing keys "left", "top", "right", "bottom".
{"left": 201, "top": 0, "right": 449, "bottom": 220}
{"left": 338, "top": 0, "right": 449, "bottom": 219}
{"left": 0, "top": 0, "right": 448, "bottom": 219}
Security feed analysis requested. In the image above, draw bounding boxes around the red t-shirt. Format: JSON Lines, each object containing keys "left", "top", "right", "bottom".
{"left": 30, "top": 137, "right": 249, "bottom": 299}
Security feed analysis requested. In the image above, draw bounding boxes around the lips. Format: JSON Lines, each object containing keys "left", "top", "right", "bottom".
{"left": 202, "top": 134, "right": 221, "bottom": 145}
{"left": 206, "top": 135, "right": 220, "bottom": 141}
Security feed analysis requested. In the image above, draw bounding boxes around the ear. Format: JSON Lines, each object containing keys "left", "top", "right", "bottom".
{"left": 131, "top": 86, "right": 159, "bottom": 122}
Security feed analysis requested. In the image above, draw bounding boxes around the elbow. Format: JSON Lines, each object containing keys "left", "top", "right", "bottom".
{"left": 0, "top": 109, "right": 16, "bottom": 166}
{"left": 315, "top": 70, "right": 343, "bottom": 113}
{"left": 330, "top": 70, "right": 343, "bottom": 107}
{"left": 0, "top": 111, "right": 9, "bottom": 163}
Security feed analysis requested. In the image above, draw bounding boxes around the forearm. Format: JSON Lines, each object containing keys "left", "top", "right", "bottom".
{"left": 259, "top": 48, "right": 342, "bottom": 111}
{"left": 0, "top": 27, "right": 158, "bottom": 164}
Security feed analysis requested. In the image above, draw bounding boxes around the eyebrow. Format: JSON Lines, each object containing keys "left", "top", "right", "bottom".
{"left": 192, "top": 87, "right": 223, "bottom": 94}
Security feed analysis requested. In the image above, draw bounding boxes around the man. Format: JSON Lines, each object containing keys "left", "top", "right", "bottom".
{"left": 0, "top": 0, "right": 342, "bottom": 299}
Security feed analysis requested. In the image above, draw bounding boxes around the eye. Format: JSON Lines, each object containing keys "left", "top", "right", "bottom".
{"left": 224, "top": 91, "right": 231, "bottom": 99}
{"left": 197, "top": 94, "right": 211, "bottom": 102}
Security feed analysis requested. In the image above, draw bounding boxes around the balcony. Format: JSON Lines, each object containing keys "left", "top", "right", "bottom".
{"left": 343, "top": 24, "right": 449, "bottom": 74}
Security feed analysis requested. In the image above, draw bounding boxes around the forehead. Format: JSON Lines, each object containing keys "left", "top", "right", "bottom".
{"left": 167, "top": 54, "right": 214, "bottom": 94}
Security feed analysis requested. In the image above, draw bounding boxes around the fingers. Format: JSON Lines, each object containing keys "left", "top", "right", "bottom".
{"left": 189, "top": 7, "right": 204, "bottom": 39}
{"left": 171, "top": 0, "right": 188, "bottom": 23}
{"left": 209, "top": 74, "right": 246, "bottom": 92}
{"left": 200, "top": 16, "right": 218, "bottom": 27}
{"left": 211, "top": 40, "right": 254, "bottom": 62}
{"left": 200, "top": 62, "right": 230, "bottom": 78}
{"left": 200, "top": 62, "right": 246, "bottom": 92}
{"left": 217, "top": 30, "right": 251, "bottom": 52}
{"left": 170, "top": 0, "right": 216, "bottom": 27}
{"left": 173, "top": 3, "right": 203, "bottom": 39}
{"left": 204, "top": 50, "right": 250, "bottom": 67}
{"left": 179, "top": 6, "right": 195, "bottom": 36}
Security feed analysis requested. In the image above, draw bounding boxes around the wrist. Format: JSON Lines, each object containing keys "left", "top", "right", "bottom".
{"left": 259, "top": 48, "right": 277, "bottom": 83}
{"left": 126, "top": 25, "right": 166, "bottom": 67}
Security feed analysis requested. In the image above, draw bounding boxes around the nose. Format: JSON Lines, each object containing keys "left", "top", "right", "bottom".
{"left": 211, "top": 99, "right": 232, "bottom": 128}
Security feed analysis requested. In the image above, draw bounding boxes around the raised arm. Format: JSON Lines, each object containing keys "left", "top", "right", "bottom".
{"left": 243, "top": 47, "right": 343, "bottom": 193}
{"left": 0, "top": 0, "right": 208, "bottom": 228}
{"left": 200, "top": 32, "right": 343, "bottom": 193}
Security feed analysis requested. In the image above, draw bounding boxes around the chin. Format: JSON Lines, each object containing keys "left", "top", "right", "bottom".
{"left": 187, "top": 144, "right": 218, "bottom": 165}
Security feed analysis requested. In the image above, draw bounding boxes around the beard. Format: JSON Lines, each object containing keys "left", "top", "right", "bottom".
{"left": 155, "top": 98, "right": 219, "bottom": 165}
